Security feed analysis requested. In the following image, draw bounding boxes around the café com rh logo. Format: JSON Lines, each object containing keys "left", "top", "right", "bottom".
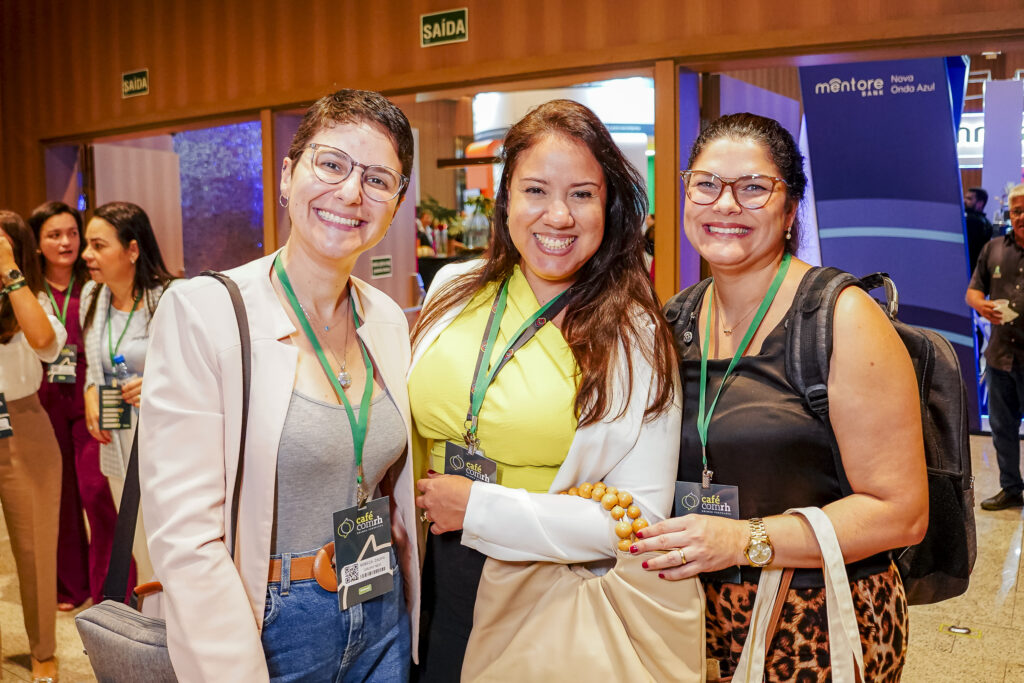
{"left": 815, "top": 76, "right": 885, "bottom": 98}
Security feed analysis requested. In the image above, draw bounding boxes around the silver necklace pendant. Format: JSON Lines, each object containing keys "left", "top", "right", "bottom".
{"left": 338, "top": 367, "right": 352, "bottom": 388}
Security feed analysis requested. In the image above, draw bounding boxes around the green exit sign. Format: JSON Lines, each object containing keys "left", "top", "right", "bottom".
{"left": 122, "top": 69, "right": 149, "bottom": 98}
{"left": 421, "top": 8, "right": 468, "bottom": 47}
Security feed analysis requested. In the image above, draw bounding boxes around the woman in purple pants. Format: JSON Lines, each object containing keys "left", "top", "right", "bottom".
{"left": 29, "top": 201, "right": 124, "bottom": 611}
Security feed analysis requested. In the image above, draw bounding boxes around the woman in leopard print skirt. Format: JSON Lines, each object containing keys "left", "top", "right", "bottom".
{"left": 633, "top": 113, "right": 927, "bottom": 682}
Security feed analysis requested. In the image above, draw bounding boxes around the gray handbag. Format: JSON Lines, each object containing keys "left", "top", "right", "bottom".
{"left": 75, "top": 272, "right": 250, "bottom": 682}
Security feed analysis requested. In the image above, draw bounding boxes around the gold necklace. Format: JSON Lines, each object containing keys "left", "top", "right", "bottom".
{"left": 717, "top": 297, "right": 761, "bottom": 336}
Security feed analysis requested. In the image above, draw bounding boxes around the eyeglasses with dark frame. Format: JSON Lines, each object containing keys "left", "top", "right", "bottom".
{"left": 680, "top": 170, "right": 788, "bottom": 210}
{"left": 307, "top": 143, "right": 408, "bottom": 202}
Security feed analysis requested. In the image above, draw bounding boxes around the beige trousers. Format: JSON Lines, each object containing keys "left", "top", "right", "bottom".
{"left": 0, "top": 394, "right": 60, "bottom": 660}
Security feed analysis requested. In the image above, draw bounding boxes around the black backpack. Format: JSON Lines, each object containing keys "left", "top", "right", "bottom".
{"left": 665, "top": 267, "right": 976, "bottom": 605}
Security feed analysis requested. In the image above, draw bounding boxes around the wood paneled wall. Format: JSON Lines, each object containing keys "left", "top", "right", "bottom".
{"left": 2, "top": 0, "right": 1023, "bottom": 216}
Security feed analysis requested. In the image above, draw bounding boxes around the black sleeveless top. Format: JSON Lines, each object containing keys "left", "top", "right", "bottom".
{"left": 674, "top": 273, "right": 890, "bottom": 587}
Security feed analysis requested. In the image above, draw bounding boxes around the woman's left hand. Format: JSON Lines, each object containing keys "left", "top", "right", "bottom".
{"left": 415, "top": 471, "right": 473, "bottom": 535}
{"left": 631, "top": 513, "right": 748, "bottom": 580}
{"left": 120, "top": 377, "right": 143, "bottom": 407}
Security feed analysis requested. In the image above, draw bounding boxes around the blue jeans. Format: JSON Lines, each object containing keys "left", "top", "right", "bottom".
{"left": 261, "top": 548, "right": 410, "bottom": 682}
{"left": 987, "top": 366, "right": 1024, "bottom": 495}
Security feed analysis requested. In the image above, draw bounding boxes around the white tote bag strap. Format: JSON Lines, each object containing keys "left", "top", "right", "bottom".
{"left": 731, "top": 564, "right": 784, "bottom": 682}
{"left": 732, "top": 507, "right": 865, "bottom": 683}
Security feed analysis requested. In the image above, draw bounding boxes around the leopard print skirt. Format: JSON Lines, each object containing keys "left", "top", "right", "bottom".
{"left": 704, "top": 563, "right": 907, "bottom": 682}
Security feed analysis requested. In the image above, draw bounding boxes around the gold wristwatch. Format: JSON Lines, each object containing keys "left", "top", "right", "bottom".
{"left": 744, "top": 517, "right": 774, "bottom": 567}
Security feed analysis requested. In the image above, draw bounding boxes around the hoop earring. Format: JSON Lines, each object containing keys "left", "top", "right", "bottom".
{"left": 279, "top": 195, "right": 289, "bottom": 208}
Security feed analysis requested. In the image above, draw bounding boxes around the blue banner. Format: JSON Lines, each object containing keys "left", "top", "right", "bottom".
{"left": 799, "top": 57, "right": 977, "bottom": 426}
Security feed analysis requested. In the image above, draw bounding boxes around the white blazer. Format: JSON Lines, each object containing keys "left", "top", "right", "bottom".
{"left": 411, "top": 260, "right": 681, "bottom": 563}
{"left": 139, "top": 252, "right": 422, "bottom": 682}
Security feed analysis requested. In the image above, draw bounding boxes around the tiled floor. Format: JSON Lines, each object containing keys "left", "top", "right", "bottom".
{"left": 0, "top": 435, "right": 1021, "bottom": 681}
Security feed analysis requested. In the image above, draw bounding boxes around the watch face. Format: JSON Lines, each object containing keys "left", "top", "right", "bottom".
{"left": 747, "top": 540, "right": 773, "bottom": 566}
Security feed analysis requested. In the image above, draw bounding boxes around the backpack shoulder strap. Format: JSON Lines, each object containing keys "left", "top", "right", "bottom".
{"left": 664, "top": 277, "right": 713, "bottom": 337}
{"left": 784, "top": 267, "right": 864, "bottom": 419}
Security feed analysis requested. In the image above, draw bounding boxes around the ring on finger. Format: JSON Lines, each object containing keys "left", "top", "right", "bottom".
{"left": 674, "top": 548, "right": 687, "bottom": 565}
{"left": 420, "top": 511, "right": 430, "bottom": 523}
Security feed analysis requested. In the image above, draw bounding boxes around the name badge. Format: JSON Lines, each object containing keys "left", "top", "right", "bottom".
{"left": 675, "top": 481, "right": 741, "bottom": 583}
{"left": 98, "top": 385, "right": 132, "bottom": 430}
{"left": 47, "top": 344, "right": 78, "bottom": 384}
{"left": 444, "top": 441, "right": 498, "bottom": 484}
{"left": 333, "top": 495, "right": 394, "bottom": 611}
{"left": 0, "top": 393, "right": 13, "bottom": 439}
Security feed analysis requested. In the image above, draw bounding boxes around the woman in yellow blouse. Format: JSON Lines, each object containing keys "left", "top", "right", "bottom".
{"left": 409, "top": 99, "right": 680, "bottom": 680}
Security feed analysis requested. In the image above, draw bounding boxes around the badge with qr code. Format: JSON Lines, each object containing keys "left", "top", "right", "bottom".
{"left": 333, "top": 496, "right": 394, "bottom": 611}
{"left": 0, "top": 393, "right": 12, "bottom": 439}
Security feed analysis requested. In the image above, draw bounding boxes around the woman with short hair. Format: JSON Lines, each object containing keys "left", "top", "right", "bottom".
{"left": 140, "top": 89, "right": 421, "bottom": 681}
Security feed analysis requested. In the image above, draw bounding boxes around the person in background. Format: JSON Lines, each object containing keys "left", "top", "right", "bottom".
{"left": 140, "top": 89, "right": 421, "bottom": 681}
{"left": 29, "top": 201, "right": 120, "bottom": 613}
{"left": 80, "top": 201, "right": 176, "bottom": 585}
{"left": 967, "top": 183, "right": 1024, "bottom": 511}
{"left": 0, "top": 210, "right": 67, "bottom": 683}
{"left": 639, "top": 113, "right": 927, "bottom": 682}
{"left": 410, "top": 99, "right": 679, "bottom": 680}
{"left": 965, "top": 186, "right": 993, "bottom": 274}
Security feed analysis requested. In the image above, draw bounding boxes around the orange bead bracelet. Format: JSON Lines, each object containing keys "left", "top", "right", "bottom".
{"left": 558, "top": 482, "right": 649, "bottom": 552}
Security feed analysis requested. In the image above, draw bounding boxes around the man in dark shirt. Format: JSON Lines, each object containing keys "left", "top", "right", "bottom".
{"left": 965, "top": 187, "right": 993, "bottom": 274}
{"left": 967, "top": 183, "right": 1024, "bottom": 510}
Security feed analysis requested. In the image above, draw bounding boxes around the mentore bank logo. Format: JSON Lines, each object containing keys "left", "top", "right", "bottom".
{"left": 814, "top": 76, "right": 884, "bottom": 98}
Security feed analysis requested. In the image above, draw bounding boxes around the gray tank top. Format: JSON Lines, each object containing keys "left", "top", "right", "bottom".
{"left": 270, "top": 389, "right": 406, "bottom": 554}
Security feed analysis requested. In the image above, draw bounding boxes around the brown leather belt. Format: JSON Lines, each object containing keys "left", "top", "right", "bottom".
{"left": 268, "top": 542, "right": 337, "bottom": 592}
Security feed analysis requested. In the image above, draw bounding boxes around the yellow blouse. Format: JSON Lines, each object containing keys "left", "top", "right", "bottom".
{"left": 409, "top": 266, "right": 578, "bottom": 493}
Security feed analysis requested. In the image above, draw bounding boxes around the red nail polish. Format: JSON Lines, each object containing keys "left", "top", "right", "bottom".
{"left": 642, "top": 560, "right": 649, "bottom": 569}
{"left": 629, "top": 544, "right": 638, "bottom": 554}
{"left": 427, "top": 469, "right": 437, "bottom": 475}
{"left": 635, "top": 530, "right": 644, "bottom": 539}
{"left": 658, "top": 573, "right": 665, "bottom": 579}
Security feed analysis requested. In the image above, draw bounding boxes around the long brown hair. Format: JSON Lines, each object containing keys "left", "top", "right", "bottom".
{"left": 82, "top": 202, "right": 177, "bottom": 333}
{"left": 412, "top": 99, "right": 675, "bottom": 425}
{"left": 0, "top": 211, "right": 47, "bottom": 343}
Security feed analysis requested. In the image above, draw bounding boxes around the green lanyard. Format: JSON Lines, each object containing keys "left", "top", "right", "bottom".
{"left": 44, "top": 274, "right": 75, "bottom": 326}
{"left": 696, "top": 252, "right": 791, "bottom": 488}
{"left": 464, "top": 278, "right": 570, "bottom": 449}
{"left": 273, "top": 253, "right": 374, "bottom": 506}
{"left": 106, "top": 291, "right": 143, "bottom": 366}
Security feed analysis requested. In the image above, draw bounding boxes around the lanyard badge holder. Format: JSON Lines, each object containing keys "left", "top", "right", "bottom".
{"left": 446, "top": 278, "right": 572, "bottom": 484}
{"left": 98, "top": 292, "right": 143, "bottom": 430}
{"left": 274, "top": 254, "right": 393, "bottom": 609}
{"left": 44, "top": 278, "right": 78, "bottom": 384}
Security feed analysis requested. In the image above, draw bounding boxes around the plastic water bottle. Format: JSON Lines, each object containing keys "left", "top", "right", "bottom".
{"left": 112, "top": 354, "right": 134, "bottom": 386}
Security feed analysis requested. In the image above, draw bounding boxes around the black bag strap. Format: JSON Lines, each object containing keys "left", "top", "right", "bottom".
{"left": 784, "top": 267, "right": 862, "bottom": 419}
{"left": 663, "top": 277, "right": 713, "bottom": 347}
{"left": 102, "top": 272, "right": 251, "bottom": 603}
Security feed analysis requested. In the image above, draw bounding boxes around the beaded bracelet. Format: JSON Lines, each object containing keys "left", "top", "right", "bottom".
{"left": 558, "top": 481, "right": 649, "bottom": 552}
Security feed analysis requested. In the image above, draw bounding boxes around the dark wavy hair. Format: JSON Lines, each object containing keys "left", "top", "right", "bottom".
{"left": 413, "top": 99, "right": 676, "bottom": 425}
{"left": 28, "top": 200, "right": 89, "bottom": 283}
{"left": 82, "top": 201, "right": 177, "bottom": 332}
{"left": 0, "top": 211, "right": 47, "bottom": 343}
{"left": 687, "top": 113, "right": 807, "bottom": 254}
{"left": 287, "top": 89, "right": 414, "bottom": 194}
